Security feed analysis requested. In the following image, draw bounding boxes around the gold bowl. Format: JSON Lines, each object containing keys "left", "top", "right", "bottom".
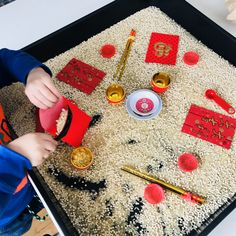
{"left": 151, "top": 72, "right": 170, "bottom": 93}
{"left": 106, "top": 84, "right": 125, "bottom": 104}
{"left": 70, "top": 147, "right": 93, "bottom": 170}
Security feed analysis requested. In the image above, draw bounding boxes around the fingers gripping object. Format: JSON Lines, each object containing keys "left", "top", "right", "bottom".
{"left": 39, "top": 96, "right": 91, "bottom": 147}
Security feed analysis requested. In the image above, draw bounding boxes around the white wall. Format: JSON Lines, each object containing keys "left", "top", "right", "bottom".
{"left": 0, "top": 0, "right": 115, "bottom": 49}
{"left": 0, "top": 0, "right": 235, "bottom": 50}
{"left": 186, "top": 0, "right": 236, "bottom": 37}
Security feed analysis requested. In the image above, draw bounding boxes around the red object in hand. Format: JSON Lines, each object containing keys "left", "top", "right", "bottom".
{"left": 178, "top": 153, "right": 199, "bottom": 172}
{"left": 35, "top": 108, "right": 45, "bottom": 133}
{"left": 100, "top": 44, "right": 116, "bottom": 58}
{"left": 39, "top": 96, "right": 91, "bottom": 147}
{"left": 144, "top": 184, "right": 165, "bottom": 204}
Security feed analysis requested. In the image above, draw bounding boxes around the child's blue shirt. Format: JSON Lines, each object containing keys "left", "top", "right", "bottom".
{"left": 0, "top": 146, "right": 34, "bottom": 227}
{"left": 0, "top": 48, "right": 51, "bottom": 227}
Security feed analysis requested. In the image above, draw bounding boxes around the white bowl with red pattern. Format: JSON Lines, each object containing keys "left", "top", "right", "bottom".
{"left": 126, "top": 89, "right": 162, "bottom": 120}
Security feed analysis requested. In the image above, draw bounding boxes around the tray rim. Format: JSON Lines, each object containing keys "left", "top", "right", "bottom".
{"left": 24, "top": 0, "right": 236, "bottom": 235}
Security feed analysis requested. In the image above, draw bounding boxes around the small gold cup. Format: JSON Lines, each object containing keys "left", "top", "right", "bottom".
{"left": 106, "top": 84, "right": 125, "bottom": 104}
{"left": 151, "top": 72, "right": 170, "bottom": 93}
{"left": 70, "top": 147, "right": 93, "bottom": 170}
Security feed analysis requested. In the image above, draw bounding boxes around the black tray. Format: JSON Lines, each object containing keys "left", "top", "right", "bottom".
{"left": 23, "top": 0, "right": 236, "bottom": 235}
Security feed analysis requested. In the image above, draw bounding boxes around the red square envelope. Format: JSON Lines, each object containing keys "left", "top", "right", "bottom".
{"left": 56, "top": 58, "right": 106, "bottom": 94}
{"left": 145, "top": 32, "right": 179, "bottom": 65}
{"left": 39, "top": 96, "right": 92, "bottom": 147}
{"left": 182, "top": 104, "right": 236, "bottom": 149}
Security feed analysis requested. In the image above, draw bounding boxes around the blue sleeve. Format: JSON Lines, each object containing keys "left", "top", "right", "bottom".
{"left": 0, "top": 145, "right": 32, "bottom": 194}
{"left": 0, "top": 48, "right": 52, "bottom": 87}
{"left": 0, "top": 145, "right": 33, "bottom": 220}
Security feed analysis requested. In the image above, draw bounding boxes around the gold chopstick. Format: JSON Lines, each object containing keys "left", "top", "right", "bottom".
{"left": 121, "top": 165, "right": 205, "bottom": 204}
{"left": 113, "top": 29, "right": 136, "bottom": 81}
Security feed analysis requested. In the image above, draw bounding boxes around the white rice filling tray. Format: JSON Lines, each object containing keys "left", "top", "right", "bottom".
{"left": 1, "top": 7, "right": 236, "bottom": 236}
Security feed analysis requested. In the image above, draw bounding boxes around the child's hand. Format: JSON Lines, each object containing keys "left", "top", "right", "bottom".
{"left": 7, "top": 133, "right": 58, "bottom": 166}
{"left": 25, "top": 67, "right": 61, "bottom": 109}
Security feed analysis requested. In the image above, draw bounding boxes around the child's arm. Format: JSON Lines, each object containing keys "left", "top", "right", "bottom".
{"left": 0, "top": 144, "right": 32, "bottom": 216}
{"left": 0, "top": 144, "right": 32, "bottom": 194}
{"left": 0, "top": 48, "right": 61, "bottom": 108}
{"left": 25, "top": 67, "right": 61, "bottom": 109}
{"left": 7, "top": 133, "right": 58, "bottom": 167}
{"left": 0, "top": 133, "right": 57, "bottom": 217}
{"left": 0, "top": 48, "right": 51, "bottom": 85}
{"left": 0, "top": 132, "right": 57, "bottom": 197}
{"left": 0, "top": 132, "right": 57, "bottom": 191}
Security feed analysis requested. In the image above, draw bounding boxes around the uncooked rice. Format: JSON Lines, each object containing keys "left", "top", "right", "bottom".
{"left": 56, "top": 108, "right": 68, "bottom": 135}
{"left": 1, "top": 7, "right": 236, "bottom": 236}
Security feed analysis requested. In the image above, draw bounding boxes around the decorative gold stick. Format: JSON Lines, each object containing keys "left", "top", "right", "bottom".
{"left": 121, "top": 165, "right": 205, "bottom": 204}
{"left": 113, "top": 41, "right": 130, "bottom": 79}
{"left": 113, "top": 29, "right": 136, "bottom": 81}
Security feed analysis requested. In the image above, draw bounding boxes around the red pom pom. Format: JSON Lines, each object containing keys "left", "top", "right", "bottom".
{"left": 178, "top": 153, "right": 199, "bottom": 172}
{"left": 144, "top": 184, "right": 165, "bottom": 204}
{"left": 100, "top": 44, "right": 116, "bottom": 58}
{"left": 183, "top": 51, "right": 199, "bottom": 65}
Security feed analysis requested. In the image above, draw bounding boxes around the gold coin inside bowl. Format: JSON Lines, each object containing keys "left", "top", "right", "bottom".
{"left": 70, "top": 147, "right": 93, "bottom": 170}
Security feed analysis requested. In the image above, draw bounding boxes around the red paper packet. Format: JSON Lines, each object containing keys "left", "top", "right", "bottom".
{"left": 56, "top": 58, "right": 106, "bottom": 94}
{"left": 145, "top": 32, "right": 179, "bottom": 65}
{"left": 182, "top": 104, "right": 236, "bottom": 149}
{"left": 39, "top": 97, "right": 91, "bottom": 147}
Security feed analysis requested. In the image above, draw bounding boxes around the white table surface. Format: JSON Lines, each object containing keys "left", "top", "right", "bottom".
{"left": 0, "top": 1, "right": 235, "bottom": 235}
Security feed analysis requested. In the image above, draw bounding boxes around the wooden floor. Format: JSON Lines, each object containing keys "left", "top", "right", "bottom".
{"left": 23, "top": 208, "right": 58, "bottom": 236}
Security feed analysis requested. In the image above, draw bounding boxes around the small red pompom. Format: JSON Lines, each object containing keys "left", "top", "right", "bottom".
{"left": 178, "top": 153, "right": 199, "bottom": 172}
{"left": 100, "top": 44, "right": 116, "bottom": 58}
{"left": 144, "top": 184, "right": 165, "bottom": 204}
{"left": 183, "top": 51, "right": 199, "bottom": 65}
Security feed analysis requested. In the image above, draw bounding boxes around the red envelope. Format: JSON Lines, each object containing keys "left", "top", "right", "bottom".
{"left": 35, "top": 108, "right": 44, "bottom": 133}
{"left": 56, "top": 58, "right": 106, "bottom": 94}
{"left": 182, "top": 104, "right": 236, "bottom": 149}
{"left": 145, "top": 32, "right": 179, "bottom": 65}
{"left": 39, "top": 96, "right": 92, "bottom": 147}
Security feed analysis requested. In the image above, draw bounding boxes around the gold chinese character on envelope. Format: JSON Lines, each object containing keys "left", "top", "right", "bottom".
{"left": 145, "top": 32, "right": 179, "bottom": 65}
{"left": 154, "top": 42, "right": 172, "bottom": 57}
{"left": 182, "top": 104, "right": 236, "bottom": 149}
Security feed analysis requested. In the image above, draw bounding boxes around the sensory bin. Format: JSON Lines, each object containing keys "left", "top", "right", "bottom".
{"left": 1, "top": 7, "right": 236, "bottom": 236}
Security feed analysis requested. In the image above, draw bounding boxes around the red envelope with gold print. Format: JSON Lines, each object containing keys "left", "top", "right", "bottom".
{"left": 145, "top": 32, "right": 179, "bottom": 65}
{"left": 182, "top": 104, "right": 236, "bottom": 149}
{"left": 56, "top": 58, "right": 106, "bottom": 95}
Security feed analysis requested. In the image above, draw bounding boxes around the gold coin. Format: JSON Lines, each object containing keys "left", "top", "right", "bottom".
{"left": 70, "top": 147, "right": 93, "bottom": 170}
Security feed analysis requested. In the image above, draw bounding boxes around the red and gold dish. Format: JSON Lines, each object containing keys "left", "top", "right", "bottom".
{"left": 70, "top": 147, "right": 93, "bottom": 170}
